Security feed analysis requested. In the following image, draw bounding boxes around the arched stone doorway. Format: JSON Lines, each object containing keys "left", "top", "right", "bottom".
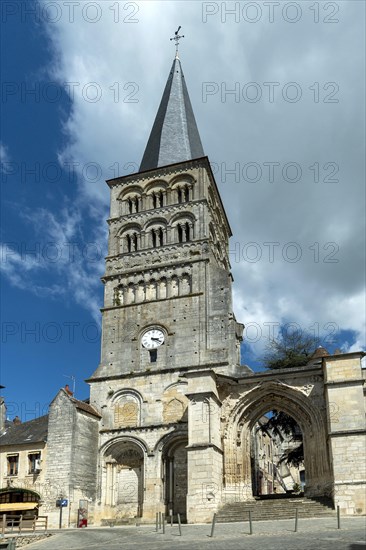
{"left": 102, "top": 439, "right": 144, "bottom": 518}
{"left": 223, "top": 381, "right": 333, "bottom": 500}
{"left": 250, "top": 411, "right": 304, "bottom": 496}
{"left": 162, "top": 436, "right": 188, "bottom": 521}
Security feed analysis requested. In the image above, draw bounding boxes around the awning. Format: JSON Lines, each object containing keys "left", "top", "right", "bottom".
{"left": 0, "top": 502, "right": 38, "bottom": 512}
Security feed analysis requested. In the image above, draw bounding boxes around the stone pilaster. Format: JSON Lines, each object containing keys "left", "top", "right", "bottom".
{"left": 323, "top": 352, "right": 366, "bottom": 515}
{"left": 185, "top": 370, "right": 223, "bottom": 523}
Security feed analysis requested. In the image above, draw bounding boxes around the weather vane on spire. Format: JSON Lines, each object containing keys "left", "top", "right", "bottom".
{"left": 170, "top": 26, "right": 184, "bottom": 57}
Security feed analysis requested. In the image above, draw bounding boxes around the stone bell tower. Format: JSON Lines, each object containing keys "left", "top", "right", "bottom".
{"left": 88, "top": 41, "right": 244, "bottom": 524}
{"left": 90, "top": 55, "right": 243, "bottom": 382}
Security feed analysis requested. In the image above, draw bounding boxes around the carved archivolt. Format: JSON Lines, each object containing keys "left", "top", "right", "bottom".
{"left": 221, "top": 380, "right": 332, "bottom": 491}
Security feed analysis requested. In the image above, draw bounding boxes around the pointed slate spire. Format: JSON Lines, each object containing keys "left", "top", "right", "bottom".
{"left": 139, "top": 56, "right": 204, "bottom": 172}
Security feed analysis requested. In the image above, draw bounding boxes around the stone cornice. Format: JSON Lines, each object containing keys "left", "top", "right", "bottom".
{"left": 324, "top": 379, "right": 365, "bottom": 386}
{"left": 322, "top": 351, "right": 366, "bottom": 361}
{"left": 329, "top": 428, "right": 366, "bottom": 437}
{"left": 105, "top": 239, "right": 208, "bottom": 261}
{"left": 86, "top": 362, "right": 230, "bottom": 383}
{"left": 99, "top": 423, "right": 188, "bottom": 434}
{"left": 106, "top": 157, "right": 207, "bottom": 188}
{"left": 185, "top": 391, "right": 222, "bottom": 407}
{"left": 234, "top": 365, "right": 324, "bottom": 384}
{"left": 102, "top": 241, "right": 228, "bottom": 278}
{"left": 186, "top": 443, "right": 223, "bottom": 454}
{"left": 334, "top": 480, "right": 366, "bottom": 486}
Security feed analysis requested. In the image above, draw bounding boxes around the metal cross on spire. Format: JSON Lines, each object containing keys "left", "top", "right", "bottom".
{"left": 170, "top": 26, "right": 184, "bottom": 58}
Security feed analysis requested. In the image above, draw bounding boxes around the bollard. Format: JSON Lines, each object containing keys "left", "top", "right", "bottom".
{"left": 159, "top": 511, "right": 162, "bottom": 530}
{"left": 337, "top": 505, "right": 341, "bottom": 529}
{"left": 294, "top": 508, "right": 298, "bottom": 532}
{"left": 248, "top": 510, "right": 253, "bottom": 535}
{"left": 169, "top": 508, "right": 173, "bottom": 527}
{"left": 177, "top": 513, "right": 182, "bottom": 536}
{"left": 162, "top": 516, "right": 165, "bottom": 534}
{"left": 155, "top": 512, "right": 158, "bottom": 532}
{"left": 209, "top": 513, "right": 217, "bottom": 538}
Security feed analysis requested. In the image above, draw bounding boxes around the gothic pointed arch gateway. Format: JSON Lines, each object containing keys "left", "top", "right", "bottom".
{"left": 222, "top": 380, "right": 333, "bottom": 500}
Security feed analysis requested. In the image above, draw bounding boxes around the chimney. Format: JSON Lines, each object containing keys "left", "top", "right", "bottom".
{"left": 64, "top": 384, "right": 73, "bottom": 396}
{"left": 13, "top": 416, "right": 22, "bottom": 425}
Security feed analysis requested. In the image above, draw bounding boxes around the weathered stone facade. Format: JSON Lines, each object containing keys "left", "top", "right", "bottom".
{"left": 82, "top": 148, "right": 365, "bottom": 524}
{"left": 1, "top": 54, "right": 365, "bottom": 527}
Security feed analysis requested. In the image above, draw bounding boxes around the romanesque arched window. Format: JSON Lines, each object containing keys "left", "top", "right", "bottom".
{"left": 151, "top": 227, "right": 164, "bottom": 247}
{"left": 177, "top": 185, "right": 189, "bottom": 204}
{"left": 128, "top": 196, "right": 140, "bottom": 214}
{"left": 171, "top": 175, "right": 194, "bottom": 205}
{"left": 152, "top": 191, "right": 164, "bottom": 208}
{"left": 126, "top": 232, "right": 139, "bottom": 252}
{"left": 118, "top": 186, "right": 143, "bottom": 215}
{"left": 177, "top": 222, "right": 191, "bottom": 243}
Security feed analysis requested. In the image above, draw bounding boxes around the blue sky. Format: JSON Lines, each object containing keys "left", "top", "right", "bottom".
{"left": 1, "top": 1, "right": 365, "bottom": 420}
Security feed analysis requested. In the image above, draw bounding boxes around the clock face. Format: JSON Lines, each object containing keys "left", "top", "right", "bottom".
{"left": 141, "top": 329, "right": 165, "bottom": 349}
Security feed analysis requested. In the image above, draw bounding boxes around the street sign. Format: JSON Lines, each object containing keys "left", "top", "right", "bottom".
{"left": 56, "top": 499, "right": 68, "bottom": 507}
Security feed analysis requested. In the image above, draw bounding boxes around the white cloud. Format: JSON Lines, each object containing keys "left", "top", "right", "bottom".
{"left": 1, "top": 206, "right": 104, "bottom": 323}
{"left": 0, "top": 142, "right": 10, "bottom": 168}
{"left": 29, "top": 0, "right": 366, "bottom": 359}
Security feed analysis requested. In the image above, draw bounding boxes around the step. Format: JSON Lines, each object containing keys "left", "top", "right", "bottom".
{"left": 217, "top": 497, "right": 335, "bottom": 522}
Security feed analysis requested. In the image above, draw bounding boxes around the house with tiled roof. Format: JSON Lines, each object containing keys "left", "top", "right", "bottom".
{"left": 0, "top": 387, "right": 101, "bottom": 525}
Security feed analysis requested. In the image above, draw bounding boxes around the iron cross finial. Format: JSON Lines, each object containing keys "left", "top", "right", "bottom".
{"left": 170, "top": 26, "right": 184, "bottom": 57}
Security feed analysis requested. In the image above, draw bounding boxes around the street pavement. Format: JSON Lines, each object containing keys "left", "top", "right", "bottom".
{"left": 5, "top": 517, "right": 366, "bottom": 549}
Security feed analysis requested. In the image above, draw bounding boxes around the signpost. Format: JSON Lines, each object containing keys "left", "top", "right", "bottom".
{"left": 56, "top": 498, "right": 68, "bottom": 529}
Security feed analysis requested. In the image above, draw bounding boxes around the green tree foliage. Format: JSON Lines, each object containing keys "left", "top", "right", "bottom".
{"left": 261, "top": 410, "right": 304, "bottom": 467}
{"left": 259, "top": 329, "right": 324, "bottom": 466}
{"left": 262, "top": 329, "right": 319, "bottom": 370}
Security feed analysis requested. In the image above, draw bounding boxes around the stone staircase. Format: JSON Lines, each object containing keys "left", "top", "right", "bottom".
{"left": 216, "top": 496, "right": 335, "bottom": 522}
